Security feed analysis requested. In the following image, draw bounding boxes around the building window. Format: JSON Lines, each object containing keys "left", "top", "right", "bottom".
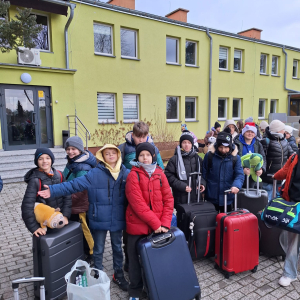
{"left": 123, "top": 94, "right": 139, "bottom": 121}
{"left": 219, "top": 47, "right": 228, "bottom": 69}
{"left": 218, "top": 98, "right": 227, "bottom": 120}
{"left": 293, "top": 60, "right": 298, "bottom": 78}
{"left": 97, "top": 93, "right": 116, "bottom": 122}
{"left": 166, "top": 96, "right": 179, "bottom": 121}
{"left": 272, "top": 56, "right": 278, "bottom": 75}
{"left": 94, "top": 23, "right": 113, "bottom": 55}
{"left": 232, "top": 98, "right": 241, "bottom": 119}
{"left": 121, "top": 28, "right": 137, "bottom": 58}
{"left": 185, "top": 41, "right": 197, "bottom": 66}
{"left": 185, "top": 97, "right": 196, "bottom": 121}
{"left": 270, "top": 99, "right": 277, "bottom": 114}
{"left": 234, "top": 50, "right": 242, "bottom": 71}
{"left": 166, "top": 37, "right": 179, "bottom": 64}
{"left": 260, "top": 54, "right": 267, "bottom": 74}
{"left": 32, "top": 14, "right": 50, "bottom": 51}
{"left": 258, "top": 99, "right": 266, "bottom": 119}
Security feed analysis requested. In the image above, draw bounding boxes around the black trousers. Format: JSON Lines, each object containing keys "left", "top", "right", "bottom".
{"left": 213, "top": 204, "right": 233, "bottom": 213}
{"left": 127, "top": 233, "right": 146, "bottom": 298}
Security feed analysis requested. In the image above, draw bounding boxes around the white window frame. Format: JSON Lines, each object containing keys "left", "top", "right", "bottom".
{"left": 232, "top": 98, "right": 241, "bottom": 120}
{"left": 233, "top": 49, "right": 242, "bottom": 71}
{"left": 270, "top": 99, "right": 277, "bottom": 114}
{"left": 293, "top": 60, "right": 298, "bottom": 78}
{"left": 123, "top": 94, "right": 139, "bottom": 122}
{"left": 260, "top": 54, "right": 267, "bottom": 74}
{"left": 185, "top": 97, "right": 196, "bottom": 121}
{"left": 185, "top": 40, "right": 197, "bottom": 66}
{"left": 94, "top": 23, "right": 114, "bottom": 56}
{"left": 166, "top": 96, "right": 179, "bottom": 121}
{"left": 97, "top": 93, "right": 116, "bottom": 122}
{"left": 258, "top": 99, "right": 266, "bottom": 119}
{"left": 218, "top": 98, "right": 227, "bottom": 121}
{"left": 120, "top": 28, "right": 138, "bottom": 59}
{"left": 166, "top": 37, "right": 179, "bottom": 64}
{"left": 272, "top": 56, "right": 278, "bottom": 75}
{"left": 219, "top": 47, "right": 228, "bottom": 70}
{"left": 32, "top": 13, "right": 51, "bottom": 52}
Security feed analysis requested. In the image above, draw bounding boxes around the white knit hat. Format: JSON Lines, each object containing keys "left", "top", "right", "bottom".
{"left": 285, "top": 125, "right": 299, "bottom": 135}
{"left": 259, "top": 121, "right": 269, "bottom": 130}
{"left": 269, "top": 120, "right": 285, "bottom": 133}
{"left": 242, "top": 124, "right": 257, "bottom": 136}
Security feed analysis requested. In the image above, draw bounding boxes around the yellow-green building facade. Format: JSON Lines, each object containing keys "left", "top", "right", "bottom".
{"left": 1, "top": 0, "right": 300, "bottom": 151}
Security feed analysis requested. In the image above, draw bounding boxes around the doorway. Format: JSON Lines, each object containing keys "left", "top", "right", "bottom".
{"left": 0, "top": 85, "right": 53, "bottom": 150}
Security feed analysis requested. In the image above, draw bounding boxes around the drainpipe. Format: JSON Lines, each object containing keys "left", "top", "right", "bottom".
{"left": 206, "top": 28, "right": 213, "bottom": 131}
{"left": 41, "top": 0, "right": 76, "bottom": 69}
{"left": 282, "top": 46, "right": 300, "bottom": 115}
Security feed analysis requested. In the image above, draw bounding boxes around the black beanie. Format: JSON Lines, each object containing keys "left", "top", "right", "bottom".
{"left": 34, "top": 148, "right": 55, "bottom": 166}
{"left": 136, "top": 143, "right": 156, "bottom": 162}
{"left": 216, "top": 131, "right": 232, "bottom": 149}
{"left": 180, "top": 131, "right": 194, "bottom": 147}
{"left": 214, "top": 122, "right": 221, "bottom": 129}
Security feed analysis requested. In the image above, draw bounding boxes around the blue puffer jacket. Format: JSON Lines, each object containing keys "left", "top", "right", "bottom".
{"left": 202, "top": 144, "right": 244, "bottom": 206}
{"left": 118, "top": 131, "right": 164, "bottom": 170}
{"left": 287, "top": 136, "right": 299, "bottom": 152}
{"left": 49, "top": 163, "right": 130, "bottom": 231}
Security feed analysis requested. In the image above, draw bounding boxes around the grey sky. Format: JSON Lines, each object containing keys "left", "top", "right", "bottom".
{"left": 106, "top": 0, "right": 300, "bottom": 48}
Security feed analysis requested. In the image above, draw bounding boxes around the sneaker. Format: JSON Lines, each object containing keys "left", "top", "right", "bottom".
{"left": 112, "top": 270, "right": 129, "bottom": 291}
{"left": 278, "top": 276, "right": 297, "bottom": 287}
{"left": 129, "top": 298, "right": 139, "bottom": 300}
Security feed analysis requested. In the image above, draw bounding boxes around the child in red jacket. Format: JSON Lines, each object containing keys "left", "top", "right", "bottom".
{"left": 125, "top": 142, "right": 174, "bottom": 300}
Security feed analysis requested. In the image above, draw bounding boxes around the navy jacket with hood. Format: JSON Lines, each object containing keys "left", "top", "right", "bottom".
{"left": 202, "top": 144, "right": 244, "bottom": 206}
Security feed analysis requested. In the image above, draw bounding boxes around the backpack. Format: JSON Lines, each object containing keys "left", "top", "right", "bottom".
{"left": 207, "top": 151, "right": 237, "bottom": 177}
{"left": 35, "top": 170, "right": 63, "bottom": 196}
{"left": 120, "top": 143, "right": 126, "bottom": 162}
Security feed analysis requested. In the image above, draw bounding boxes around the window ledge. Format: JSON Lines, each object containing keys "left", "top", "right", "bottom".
{"left": 98, "top": 121, "right": 119, "bottom": 124}
{"left": 233, "top": 70, "right": 245, "bottom": 73}
{"left": 40, "top": 51, "right": 54, "bottom": 54}
{"left": 218, "top": 118, "right": 227, "bottom": 121}
{"left": 166, "top": 62, "right": 182, "bottom": 66}
{"left": 185, "top": 64, "right": 199, "bottom": 68}
{"left": 94, "top": 53, "right": 116, "bottom": 58}
{"left": 166, "top": 120, "right": 182, "bottom": 123}
{"left": 219, "top": 69, "right": 231, "bottom": 72}
{"left": 258, "top": 118, "right": 266, "bottom": 120}
{"left": 271, "top": 74, "right": 280, "bottom": 77}
{"left": 121, "top": 57, "right": 140, "bottom": 61}
{"left": 185, "top": 120, "right": 199, "bottom": 122}
{"left": 292, "top": 77, "right": 300, "bottom": 80}
{"left": 123, "top": 121, "right": 139, "bottom": 123}
{"left": 260, "top": 73, "right": 269, "bottom": 76}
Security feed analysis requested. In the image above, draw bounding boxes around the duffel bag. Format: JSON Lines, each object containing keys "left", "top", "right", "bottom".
{"left": 261, "top": 198, "right": 300, "bottom": 233}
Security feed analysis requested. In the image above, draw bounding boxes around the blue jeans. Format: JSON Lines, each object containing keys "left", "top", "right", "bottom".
{"left": 281, "top": 231, "right": 300, "bottom": 279}
{"left": 92, "top": 230, "right": 123, "bottom": 271}
{"left": 262, "top": 182, "right": 281, "bottom": 201}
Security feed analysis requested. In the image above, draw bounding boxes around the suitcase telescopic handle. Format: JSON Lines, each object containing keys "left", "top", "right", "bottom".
{"left": 246, "top": 174, "right": 260, "bottom": 196}
{"left": 187, "top": 172, "right": 202, "bottom": 204}
{"left": 224, "top": 189, "right": 238, "bottom": 213}
{"left": 267, "top": 174, "right": 277, "bottom": 199}
{"left": 12, "top": 277, "right": 45, "bottom": 300}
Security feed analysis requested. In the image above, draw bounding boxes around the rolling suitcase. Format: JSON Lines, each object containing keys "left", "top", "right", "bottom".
{"left": 176, "top": 172, "right": 217, "bottom": 259}
{"left": 237, "top": 175, "right": 268, "bottom": 214}
{"left": 257, "top": 177, "right": 285, "bottom": 259}
{"left": 215, "top": 190, "right": 259, "bottom": 278}
{"left": 33, "top": 221, "right": 85, "bottom": 300}
{"left": 137, "top": 227, "right": 201, "bottom": 300}
{"left": 12, "top": 277, "right": 45, "bottom": 300}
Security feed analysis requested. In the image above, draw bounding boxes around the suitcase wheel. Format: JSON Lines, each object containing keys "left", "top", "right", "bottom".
{"left": 225, "top": 272, "right": 230, "bottom": 279}
{"left": 251, "top": 266, "right": 258, "bottom": 273}
{"left": 214, "top": 263, "right": 219, "bottom": 269}
{"left": 282, "top": 255, "right": 286, "bottom": 261}
{"left": 195, "top": 294, "right": 201, "bottom": 300}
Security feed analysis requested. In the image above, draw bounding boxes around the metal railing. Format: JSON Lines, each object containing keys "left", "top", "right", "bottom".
{"left": 67, "top": 110, "right": 91, "bottom": 149}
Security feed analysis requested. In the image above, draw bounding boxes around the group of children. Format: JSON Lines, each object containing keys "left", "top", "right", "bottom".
{"left": 21, "top": 120, "right": 300, "bottom": 299}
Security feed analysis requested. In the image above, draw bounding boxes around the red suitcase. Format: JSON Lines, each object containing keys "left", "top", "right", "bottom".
{"left": 215, "top": 190, "right": 259, "bottom": 278}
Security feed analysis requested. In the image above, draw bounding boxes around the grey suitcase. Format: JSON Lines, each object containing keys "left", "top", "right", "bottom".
{"left": 12, "top": 277, "right": 45, "bottom": 300}
{"left": 33, "top": 221, "right": 84, "bottom": 300}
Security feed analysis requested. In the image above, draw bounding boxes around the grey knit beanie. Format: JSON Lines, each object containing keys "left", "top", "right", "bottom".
{"left": 245, "top": 116, "right": 254, "bottom": 123}
{"left": 65, "top": 136, "right": 84, "bottom": 152}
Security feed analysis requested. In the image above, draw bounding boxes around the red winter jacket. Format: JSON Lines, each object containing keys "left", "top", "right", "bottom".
{"left": 125, "top": 166, "right": 174, "bottom": 235}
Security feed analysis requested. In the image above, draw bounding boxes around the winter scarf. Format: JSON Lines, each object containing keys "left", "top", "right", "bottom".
{"left": 176, "top": 145, "right": 198, "bottom": 180}
{"left": 137, "top": 162, "right": 157, "bottom": 177}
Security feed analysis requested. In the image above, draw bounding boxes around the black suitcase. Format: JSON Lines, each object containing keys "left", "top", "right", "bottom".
{"left": 137, "top": 228, "right": 201, "bottom": 300}
{"left": 33, "top": 221, "right": 85, "bottom": 300}
{"left": 177, "top": 172, "right": 218, "bottom": 259}
{"left": 237, "top": 175, "right": 268, "bottom": 214}
{"left": 257, "top": 177, "right": 285, "bottom": 259}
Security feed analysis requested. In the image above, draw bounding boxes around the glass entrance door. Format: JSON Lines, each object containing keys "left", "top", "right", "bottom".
{"left": 0, "top": 85, "right": 53, "bottom": 150}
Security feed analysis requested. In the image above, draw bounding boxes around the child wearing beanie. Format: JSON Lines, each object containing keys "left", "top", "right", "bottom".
{"left": 204, "top": 121, "right": 221, "bottom": 145}
{"left": 21, "top": 148, "right": 72, "bottom": 237}
{"left": 63, "top": 136, "right": 97, "bottom": 263}
{"left": 165, "top": 132, "right": 206, "bottom": 209}
{"left": 38, "top": 144, "right": 130, "bottom": 292}
{"left": 125, "top": 142, "right": 174, "bottom": 299}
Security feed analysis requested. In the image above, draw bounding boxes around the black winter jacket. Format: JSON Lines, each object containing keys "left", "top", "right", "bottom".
{"left": 287, "top": 136, "right": 299, "bottom": 152}
{"left": 165, "top": 151, "right": 206, "bottom": 208}
{"left": 261, "top": 127, "right": 294, "bottom": 183}
{"left": 21, "top": 168, "right": 72, "bottom": 233}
